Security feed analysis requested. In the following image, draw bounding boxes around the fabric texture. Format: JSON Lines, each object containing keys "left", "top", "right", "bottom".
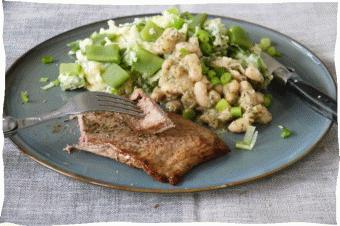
{"left": 1, "top": 2, "right": 338, "bottom": 225}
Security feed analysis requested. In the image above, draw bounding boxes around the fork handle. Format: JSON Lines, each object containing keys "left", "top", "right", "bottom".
{"left": 3, "top": 116, "right": 46, "bottom": 137}
{"left": 3, "top": 110, "right": 66, "bottom": 137}
{"left": 287, "top": 78, "right": 337, "bottom": 122}
{"left": 3, "top": 116, "right": 19, "bottom": 137}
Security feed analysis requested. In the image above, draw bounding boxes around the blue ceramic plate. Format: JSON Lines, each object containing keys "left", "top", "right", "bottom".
{"left": 4, "top": 14, "right": 336, "bottom": 192}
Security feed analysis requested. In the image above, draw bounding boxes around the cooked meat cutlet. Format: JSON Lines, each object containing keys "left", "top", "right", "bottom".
{"left": 66, "top": 90, "right": 229, "bottom": 185}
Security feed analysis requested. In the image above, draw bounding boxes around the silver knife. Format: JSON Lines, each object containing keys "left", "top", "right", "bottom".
{"left": 261, "top": 52, "right": 337, "bottom": 122}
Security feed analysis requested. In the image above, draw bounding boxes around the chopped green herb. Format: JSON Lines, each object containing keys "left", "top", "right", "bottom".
{"left": 166, "top": 7, "right": 180, "bottom": 15}
{"left": 197, "top": 29, "right": 210, "bottom": 43}
{"left": 207, "top": 70, "right": 216, "bottom": 79}
{"left": 278, "top": 125, "right": 292, "bottom": 138}
{"left": 67, "top": 40, "right": 80, "bottom": 52}
{"left": 259, "top": 37, "right": 271, "bottom": 50}
{"left": 169, "top": 17, "right": 185, "bottom": 29}
{"left": 180, "top": 11, "right": 193, "bottom": 20}
{"left": 41, "top": 56, "right": 54, "bottom": 64}
{"left": 201, "top": 61, "right": 210, "bottom": 74}
{"left": 188, "top": 13, "right": 208, "bottom": 32}
{"left": 111, "top": 88, "right": 119, "bottom": 95}
{"left": 220, "top": 72, "right": 232, "bottom": 85}
{"left": 52, "top": 79, "right": 60, "bottom": 86}
{"left": 214, "top": 67, "right": 225, "bottom": 77}
{"left": 91, "top": 33, "right": 117, "bottom": 45}
{"left": 263, "top": 94, "right": 272, "bottom": 107}
{"left": 231, "top": 106, "right": 242, "bottom": 118}
{"left": 215, "top": 99, "right": 230, "bottom": 112}
{"left": 136, "top": 22, "right": 146, "bottom": 32}
{"left": 179, "top": 48, "right": 190, "bottom": 57}
{"left": 20, "top": 91, "right": 29, "bottom": 104}
{"left": 182, "top": 108, "right": 196, "bottom": 120}
{"left": 200, "top": 42, "right": 213, "bottom": 55}
{"left": 39, "top": 77, "right": 49, "bottom": 83}
{"left": 266, "top": 46, "right": 281, "bottom": 57}
{"left": 210, "top": 77, "right": 221, "bottom": 86}
{"left": 228, "top": 26, "right": 252, "bottom": 49}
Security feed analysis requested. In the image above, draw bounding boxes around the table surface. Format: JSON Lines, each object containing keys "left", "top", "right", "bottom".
{"left": 1, "top": 2, "right": 338, "bottom": 225}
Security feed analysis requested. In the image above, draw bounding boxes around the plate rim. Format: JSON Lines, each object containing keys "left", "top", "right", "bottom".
{"left": 5, "top": 13, "right": 336, "bottom": 193}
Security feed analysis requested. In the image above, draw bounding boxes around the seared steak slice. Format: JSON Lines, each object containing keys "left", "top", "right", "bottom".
{"left": 124, "top": 88, "right": 175, "bottom": 134}
{"left": 68, "top": 112, "right": 229, "bottom": 185}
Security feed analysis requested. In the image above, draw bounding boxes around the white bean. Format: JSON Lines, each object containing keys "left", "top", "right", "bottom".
{"left": 240, "top": 80, "right": 253, "bottom": 92}
{"left": 180, "top": 54, "right": 203, "bottom": 82}
{"left": 208, "top": 90, "right": 221, "bottom": 106}
{"left": 245, "top": 64, "right": 264, "bottom": 83}
{"left": 228, "top": 118, "right": 250, "bottom": 133}
{"left": 227, "top": 80, "right": 240, "bottom": 93}
{"left": 194, "top": 81, "right": 209, "bottom": 108}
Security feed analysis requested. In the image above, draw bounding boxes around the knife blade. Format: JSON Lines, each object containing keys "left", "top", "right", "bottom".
{"left": 261, "top": 52, "right": 337, "bottom": 122}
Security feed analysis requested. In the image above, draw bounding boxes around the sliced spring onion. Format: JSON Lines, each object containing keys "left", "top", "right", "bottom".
{"left": 263, "top": 94, "right": 272, "bottom": 107}
{"left": 243, "top": 125, "right": 256, "bottom": 144}
{"left": 215, "top": 99, "right": 230, "bottom": 112}
{"left": 85, "top": 44, "right": 120, "bottom": 63}
{"left": 220, "top": 72, "right": 232, "bottom": 85}
{"left": 278, "top": 125, "right": 292, "bottom": 138}
{"left": 235, "top": 141, "right": 251, "bottom": 150}
{"left": 231, "top": 106, "right": 242, "bottom": 118}
{"left": 132, "top": 46, "right": 164, "bottom": 77}
{"left": 102, "top": 63, "right": 130, "bottom": 88}
{"left": 235, "top": 126, "right": 258, "bottom": 150}
{"left": 182, "top": 108, "right": 196, "bottom": 120}
{"left": 59, "top": 63, "right": 81, "bottom": 75}
{"left": 39, "top": 77, "right": 49, "bottom": 83}
{"left": 227, "top": 26, "right": 252, "bottom": 49}
{"left": 41, "top": 56, "right": 54, "bottom": 64}
{"left": 20, "top": 91, "right": 29, "bottom": 104}
{"left": 140, "top": 21, "right": 164, "bottom": 42}
{"left": 41, "top": 79, "right": 60, "bottom": 90}
{"left": 259, "top": 37, "right": 271, "bottom": 50}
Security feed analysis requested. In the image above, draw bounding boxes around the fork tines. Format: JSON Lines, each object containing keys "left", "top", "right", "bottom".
{"left": 92, "top": 92, "right": 144, "bottom": 117}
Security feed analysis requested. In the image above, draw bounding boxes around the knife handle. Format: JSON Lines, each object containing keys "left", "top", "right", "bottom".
{"left": 287, "top": 78, "right": 337, "bottom": 122}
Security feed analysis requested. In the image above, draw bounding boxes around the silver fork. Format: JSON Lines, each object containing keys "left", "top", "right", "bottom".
{"left": 3, "top": 92, "right": 144, "bottom": 137}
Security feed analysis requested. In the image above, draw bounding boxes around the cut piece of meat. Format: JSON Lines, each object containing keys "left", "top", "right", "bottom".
{"left": 68, "top": 112, "right": 229, "bottom": 185}
{"left": 66, "top": 89, "right": 229, "bottom": 185}
{"left": 124, "top": 88, "right": 175, "bottom": 134}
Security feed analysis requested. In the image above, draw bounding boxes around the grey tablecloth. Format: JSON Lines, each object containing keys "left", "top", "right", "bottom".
{"left": 1, "top": 2, "right": 338, "bottom": 225}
